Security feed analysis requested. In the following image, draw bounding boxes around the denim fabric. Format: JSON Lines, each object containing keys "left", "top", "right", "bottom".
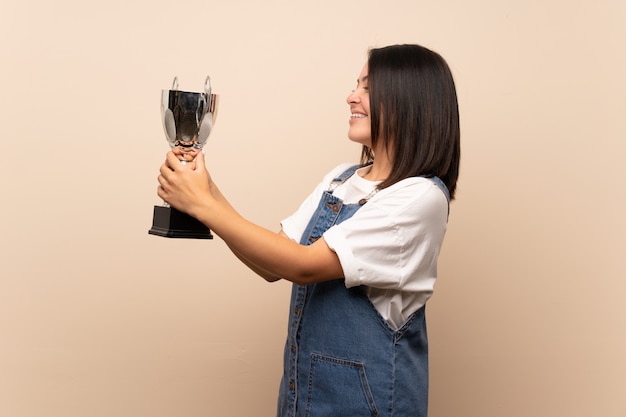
{"left": 277, "top": 167, "right": 449, "bottom": 417}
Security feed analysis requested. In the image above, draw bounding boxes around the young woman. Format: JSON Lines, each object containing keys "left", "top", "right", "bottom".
{"left": 157, "top": 43, "right": 460, "bottom": 417}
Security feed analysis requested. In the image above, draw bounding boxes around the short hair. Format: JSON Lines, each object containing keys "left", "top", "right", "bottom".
{"left": 364, "top": 44, "right": 461, "bottom": 199}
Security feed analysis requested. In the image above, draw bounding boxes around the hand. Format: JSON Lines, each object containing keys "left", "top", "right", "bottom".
{"left": 172, "top": 147, "right": 200, "bottom": 163}
{"left": 157, "top": 151, "right": 212, "bottom": 217}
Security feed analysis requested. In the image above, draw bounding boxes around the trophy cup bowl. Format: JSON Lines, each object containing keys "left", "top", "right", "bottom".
{"left": 149, "top": 76, "right": 219, "bottom": 239}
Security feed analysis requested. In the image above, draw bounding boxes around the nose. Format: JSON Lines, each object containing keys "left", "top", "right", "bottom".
{"left": 346, "top": 90, "right": 360, "bottom": 105}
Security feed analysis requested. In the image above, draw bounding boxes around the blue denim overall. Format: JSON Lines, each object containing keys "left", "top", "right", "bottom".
{"left": 277, "top": 166, "right": 450, "bottom": 417}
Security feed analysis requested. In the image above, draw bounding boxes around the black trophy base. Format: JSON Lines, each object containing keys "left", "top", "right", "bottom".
{"left": 148, "top": 206, "right": 213, "bottom": 239}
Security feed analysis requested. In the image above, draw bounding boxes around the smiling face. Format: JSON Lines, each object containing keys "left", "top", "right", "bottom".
{"left": 346, "top": 63, "right": 372, "bottom": 147}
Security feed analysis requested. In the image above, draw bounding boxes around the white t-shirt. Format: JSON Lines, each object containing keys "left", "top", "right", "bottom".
{"left": 281, "top": 163, "right": 449, "bottom": 330}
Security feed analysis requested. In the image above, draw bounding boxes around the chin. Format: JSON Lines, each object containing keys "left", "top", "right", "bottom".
{"left": 347, "top": 134, "right": 371, "bottom": 147}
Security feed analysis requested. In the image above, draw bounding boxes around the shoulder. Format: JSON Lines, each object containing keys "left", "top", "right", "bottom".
{"left": 369, "top": 177, "right": 449, "bottom": 222}
{"left": 328, "top": 176, "right": 449, "bottom": 253}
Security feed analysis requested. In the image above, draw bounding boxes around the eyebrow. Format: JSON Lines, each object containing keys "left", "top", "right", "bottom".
{"left": 357, "top": 75, "right": 368, "bottom": 84}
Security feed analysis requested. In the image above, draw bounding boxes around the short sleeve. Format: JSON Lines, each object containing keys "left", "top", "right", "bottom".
{"left": 323, "top": 178, "right": 449, "bottom": 292}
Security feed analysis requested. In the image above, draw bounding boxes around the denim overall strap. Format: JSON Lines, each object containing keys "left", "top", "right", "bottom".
{"left": 327, "top": 164, "right": 361, "bottom": 193}
{"left": 429, "top": 176, "right": 450, "bottom": 203}
{"left": 298, "top": 165, "right": 361, "bottom": 246}
{"left": 425, "top": 175, "right": 450, "bottom": 218}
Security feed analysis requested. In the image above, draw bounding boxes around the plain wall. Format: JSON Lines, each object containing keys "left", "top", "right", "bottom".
{"left": 1, "top": 0, "right": 624, "bottom": 416}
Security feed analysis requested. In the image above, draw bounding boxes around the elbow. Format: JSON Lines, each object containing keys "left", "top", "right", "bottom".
{"left": 287, "top": 269, "right": 327, "bottom": 286}
{"left": 284, "top": 244, "right": 343, "bottom": 285}
{"left": 289, "top": 276, "right": 312, "bottom": 286}
{"left": 264, "top": 275, "right": 283, "bottom": 283}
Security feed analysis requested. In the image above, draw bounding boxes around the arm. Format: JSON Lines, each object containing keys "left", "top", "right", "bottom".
{"left": 157, "top": 151, "right": 344, "bottom": 285}
{"left": 224, "top": 233, "right": 290, "bottom": 282}
{"left": 191, "top": 164, "right": 284, "bottom": 282}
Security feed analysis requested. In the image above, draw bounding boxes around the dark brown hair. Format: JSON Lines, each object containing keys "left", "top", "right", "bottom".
{"left": 363, "top": 44, "right": 460, "bottom": 199}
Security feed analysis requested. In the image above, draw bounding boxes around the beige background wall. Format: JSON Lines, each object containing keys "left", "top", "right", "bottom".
{"left": 1, "top": 0, "right": 624, "bottom": 416}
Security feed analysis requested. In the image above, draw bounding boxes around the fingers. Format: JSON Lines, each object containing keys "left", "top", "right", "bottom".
{"left": 193, "top": 151, "right": 205, "bottom": 171}
{"left": 157, "top": 152, "right": 178, "bottom": 197}
{"left": 156, "top": 168, "right": 171, "bottom": 200}
{"left": 156, "top": 183, "right": 166, "bottom": 201}
{"left": 165, "top": 151, "right": 182, "bottom": 170}
{"left": 157, "top": 171, "right": 168, "bottom": 189}
{"left": 159, "top": 151, "right": 188, "bottom": 185}
{"left": 172, "top": 147, "right": 200, "bottom": 163}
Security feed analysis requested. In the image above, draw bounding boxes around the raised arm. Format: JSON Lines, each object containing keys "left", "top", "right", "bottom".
{"left": 157, "top": 151, "right": 343, "bottom": 285}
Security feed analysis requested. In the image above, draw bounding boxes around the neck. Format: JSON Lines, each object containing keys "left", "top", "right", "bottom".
{"left": 363, "top": 159, "right": 392, "bottom": 181}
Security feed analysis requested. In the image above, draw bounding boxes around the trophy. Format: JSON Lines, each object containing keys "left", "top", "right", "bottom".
{"left": 149, "top": 76, "right": 219, "bottom": 239}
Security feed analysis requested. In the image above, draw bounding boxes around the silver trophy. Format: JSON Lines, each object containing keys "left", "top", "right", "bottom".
{"left": 149, "top": 76, "right": 219, "bottom": 239}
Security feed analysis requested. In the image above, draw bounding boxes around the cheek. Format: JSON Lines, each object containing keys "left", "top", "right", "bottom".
{"left": 363, "top": 98, "right": 370, "bottom": 113}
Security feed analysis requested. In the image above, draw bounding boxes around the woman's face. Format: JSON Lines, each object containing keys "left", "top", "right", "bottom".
{"left": 346, "top": 63, "right": 371, "bottom": 147}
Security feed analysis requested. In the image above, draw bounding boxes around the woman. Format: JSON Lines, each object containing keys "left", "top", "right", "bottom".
{"left": 157, "top": 43, "right": 460, "bottom": 417}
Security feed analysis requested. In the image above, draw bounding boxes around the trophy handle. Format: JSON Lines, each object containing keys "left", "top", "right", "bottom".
{"left": 204, "top": 76, "right": 212, "bottom": 96}
{"left": 172, "top": 76, "right": 179, "bottom": 90}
